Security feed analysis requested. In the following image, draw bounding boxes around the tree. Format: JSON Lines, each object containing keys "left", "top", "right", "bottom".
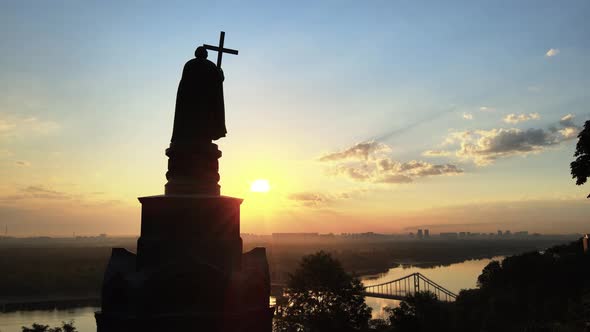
{"left": 570, "top": 120, "right": 590, "bottom": 197}
{"left": 22, "top": 321, "right": 77, "bottom": 332}
{"left": 274, "top": 251, "right": 372, "bottom": 332}
{"left": 386, "top": 291, "right": 454, "bottom": 332}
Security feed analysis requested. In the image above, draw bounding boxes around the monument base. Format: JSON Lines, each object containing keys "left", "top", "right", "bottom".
{"left": 96, "top": 305, "right": 275, "bottom": 332}
{"left": 97, "top": 195, "right": 273, "bottom": 332}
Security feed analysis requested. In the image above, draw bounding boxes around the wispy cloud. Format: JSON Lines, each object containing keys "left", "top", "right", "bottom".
{"left": 503, "top": 112, "right": 540, "bottom": 124}
{"left": 0, "top": 113, "right": 59, "bottom": 137}
{"left": 288, "top": 190, "right": 367, "bottom": 207}
{"left": 545, "top": 48, "right": 560, "bottom": 57}
{"left": 422, "top": 150, "right": 452, "bottom": 157}
{"left": 20, "top": 185, "right": 72, "bottom": 200}
{"left": 14, "top": 160, "right": 31, "bottom": 167}
{"left": 318, "top": 141, "right": 390, "bottom": 162}
{"left": 462, "top": 112, "right": 473, "bottom": 120}
{"left": 479, "top": 106, "right": 494, "bottom": 112}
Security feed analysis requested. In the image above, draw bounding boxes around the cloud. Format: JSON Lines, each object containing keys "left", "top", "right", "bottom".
{"left": 14, "top": 160, "right": 31, "bottom": 167}
{"left": 422, "top": 150, "right": 452, "bottom": 157}
{"left": 319, "top": 141, "right": 390, "bottom": 162}
{"left": 378, "top": 174, "right": 414, "bottom": 184}
{"left": 479, "top": 106, "right": 494, "bottom": 112}
{"left": 0, "top": 113, "right": 59, "bottom": 137}
{"left": 20, "top": 185, "right": 72, "bottom": 200}
{"left": 545, "top": 48, "right": 560, "bottom": 57}
{"left": 288, "top": 190, "right": 367, "bottom": 207}
{"left": 462, "top": 113, "right": 473, "bottom": 120}
{"left": 559, "top": 114, "right": 575, "bottom": 127}
{"left": 559, "top": 127, "right": 578, "bottom": 140}
{"left": 503, "top": 112, "right": 540, "bottom": 124}
{"left": 442, "top": 114, "right": 580, "bottom": 165}
{"left": 321, "top": 142, "right": 463, "bottom": 184}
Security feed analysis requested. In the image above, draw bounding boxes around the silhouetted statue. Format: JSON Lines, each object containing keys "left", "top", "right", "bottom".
{"left": 165, "top": 32, "right": 239, "bottom": 195}
{"left": 172, "top": 46, "right": 226, "bottom": 142}
{"left": 171, "top": 31, "right": 238, "bottom": 142}
{"left": 96, "top": 32, "right": 273, "bottom": 332}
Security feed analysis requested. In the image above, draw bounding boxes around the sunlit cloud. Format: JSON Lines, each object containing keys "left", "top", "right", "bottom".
{"left": 318, "top": 141, "right": 390, "bottom": 162}
{"left": 320, "top": 142, "right": 462, "bottom": 184}
{"left": 462, "top": 112, "right": 473, "bottom": 120}
{"left": 0, "top": 113, "right": 60, "bottom": 137}
{"left": 503, "top": 112, "right": 540, "bottom": 124}
{"left": 479, "top": 106, "right": 494, "bottom": 112}
{"left": 20, "top": 185, "right": 72, "bottom": 200}
{"left": 559, "top": 114, "right": 575, "bottom": 127}
{"left": 288, "top": 190, "right": 367, "bottom": 207}
{"left": 14, "top": 160, "right": 31, "bottom": 167}
{"left": 422, "top": 150, "right": 452, "bottom": 157}
{"left": 545, "top": 48, "right": 560, "bottom": 57}
{"left": 441, "top": 115, "right": 580, "bottom": 166}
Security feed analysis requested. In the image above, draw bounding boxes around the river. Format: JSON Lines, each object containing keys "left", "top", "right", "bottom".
{"left": 361, "top": 256, "right": 504, "bottom": 319}
{"left": 0, "top": 256, "right": 503, "bottom": 331}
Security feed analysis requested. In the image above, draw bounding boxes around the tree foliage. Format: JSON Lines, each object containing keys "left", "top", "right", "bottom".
{"left": 386, "top": 291, "right": 454, "bottom": 332}
{"left": 274, "top": 251, "right": 372, "bottom": 332}
{"left": 22, "top": 321, "right": 77, "bottom": 332}
{"left": 571, "top": 120, "right": 590, "bottom": 197}
{"left": 379, "top": 239, "right": 590, "bottom": 332}
{"left": 455, "top": 239, "right": 590, "bottom": 331}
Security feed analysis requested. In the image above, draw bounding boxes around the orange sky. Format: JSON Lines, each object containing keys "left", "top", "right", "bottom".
{"left": 1, "top": 1, "right": 590, "bottom": 236}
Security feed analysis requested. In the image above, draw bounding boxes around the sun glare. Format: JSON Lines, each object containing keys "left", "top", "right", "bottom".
{"left": 250, "top": 179, "right": 270, "bottom": 193}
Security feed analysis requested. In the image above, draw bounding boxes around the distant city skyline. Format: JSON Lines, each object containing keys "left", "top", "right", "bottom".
{"left": 1, "top": 1, "right": 589, "bottom": 235}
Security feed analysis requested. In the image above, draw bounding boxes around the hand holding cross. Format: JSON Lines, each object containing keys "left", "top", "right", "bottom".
{"left": 203, "top": 31, "right": 239, "bottom": 68}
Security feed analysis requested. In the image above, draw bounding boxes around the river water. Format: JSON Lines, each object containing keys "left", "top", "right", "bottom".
{"left": 0, "top": 256, "right": 503, "bottom": 331}
{"left": 361, "top": 256, "right": 504, "bottom": 319}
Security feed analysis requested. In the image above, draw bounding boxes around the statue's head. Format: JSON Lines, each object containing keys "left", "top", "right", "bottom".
{"left": 195, "top": 46, "right": 208, "bottom": 59}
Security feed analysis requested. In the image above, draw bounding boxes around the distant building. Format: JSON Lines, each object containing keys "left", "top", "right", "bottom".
{"left": 424, "top": 229, "right": 430, "bottom": 238}
{"left": 514, "top": 231, "right": 529, "bottom": 237}
{"left": 459, "top": 232, "right": 466, "bottom": 238}
{"left": 272, "top": 233, "right": 319, "bottom": 240}
{"left": 584, "top": 234, "right": 589, "bottom": 253}
{"left": 439, "top": 232, "right": 458, "bottom": 240}
{"left": 417, "top": 229, "right": 424, "bottom": 239}
{"left": 497, "top": 230, "right": 503, "bottom": 237}
{"left": 504, "top": 230, "right": 512, "bottom": 237}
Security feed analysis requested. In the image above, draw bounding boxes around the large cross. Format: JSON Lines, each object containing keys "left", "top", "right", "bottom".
{"left": 203, "top": 31, "right": 239, "bottom": 68}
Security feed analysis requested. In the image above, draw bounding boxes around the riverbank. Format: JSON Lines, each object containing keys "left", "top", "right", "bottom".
{"left": 0, "top": 296, "right": 99, "bottom": 313}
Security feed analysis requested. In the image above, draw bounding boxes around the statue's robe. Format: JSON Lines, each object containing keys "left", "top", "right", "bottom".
{"left": 172, "top": 57, "right": 226, "bottom": 142}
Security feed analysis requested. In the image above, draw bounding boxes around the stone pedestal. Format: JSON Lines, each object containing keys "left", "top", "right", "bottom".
{"left": 165, "top": 142, "right": 221, "bottom": 196}
{"left": 96, "top": 194, "right": 274, "bottom": 332}
{"left": 136, "top": 195, "right": 242, "bottom": 272}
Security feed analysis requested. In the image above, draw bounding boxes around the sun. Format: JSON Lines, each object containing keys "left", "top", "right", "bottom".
{"left": 250, "top": 179, "right": 270, "bottom": 193}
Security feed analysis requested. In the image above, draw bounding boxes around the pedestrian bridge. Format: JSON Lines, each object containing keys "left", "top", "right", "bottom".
{"left": 363, "top": 272, "right": 457, "bottom": 302}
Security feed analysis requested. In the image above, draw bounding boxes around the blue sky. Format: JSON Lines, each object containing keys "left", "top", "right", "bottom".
{"left": 0, "top": 1, "right": 589, "bottom": 235}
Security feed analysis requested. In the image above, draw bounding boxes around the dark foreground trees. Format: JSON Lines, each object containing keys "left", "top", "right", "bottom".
{"left": 456, "top": 239, "right": 590, "bottom": 331}
{"left": 571, "top": 120, "right": 590, "bottom": 197}
{"left": 22, "top": 321, "right": 77, "bottom": 332}
{"left": 376, "top": 238, "right": 589, "bottom": 332}
{"left": 386, "top": 291, "right": 454, "bottom": 332}
{"left": 273, "top": 251, "right": 372, "bottom": 332}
